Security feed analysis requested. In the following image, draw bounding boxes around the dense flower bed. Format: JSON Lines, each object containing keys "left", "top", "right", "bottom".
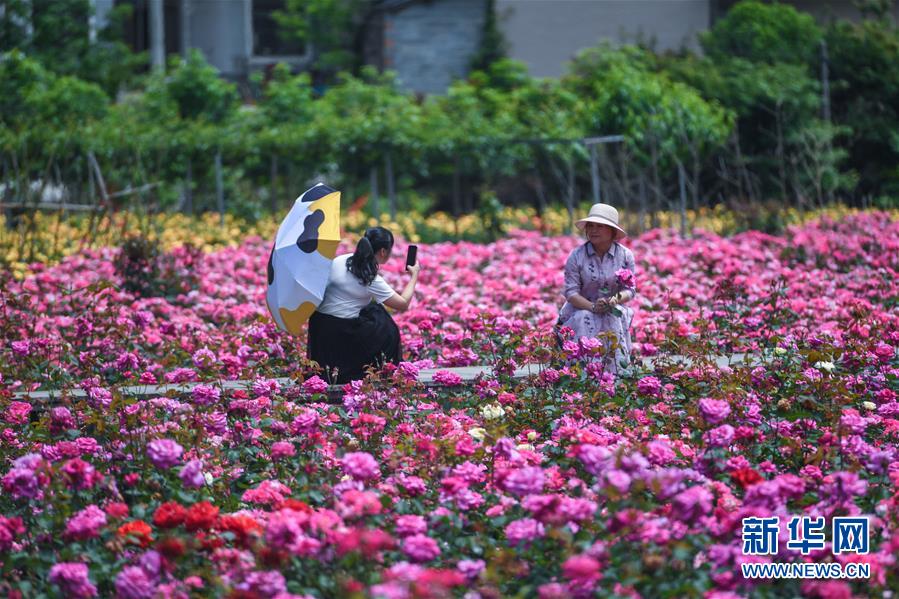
{"left": 1, "top": 212, "right": 898, "bottom": 597}
{"left": 4, "top": 203, "right": 895, "bottom": 280}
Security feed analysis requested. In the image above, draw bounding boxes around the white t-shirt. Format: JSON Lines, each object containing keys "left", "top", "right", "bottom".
{"left": 316, "top": 254, "right": 397, "bottom": 319}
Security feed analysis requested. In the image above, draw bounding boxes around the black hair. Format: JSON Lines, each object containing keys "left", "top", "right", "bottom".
{"left": 347, "top": 226, "right": 394, "bottom": 286}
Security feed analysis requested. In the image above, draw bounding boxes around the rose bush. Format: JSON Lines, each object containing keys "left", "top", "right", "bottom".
{"left": 0, "top": 212, "right": 897, "bottom": 597}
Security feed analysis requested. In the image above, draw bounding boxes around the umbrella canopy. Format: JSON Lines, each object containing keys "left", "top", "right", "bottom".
{"left": 266, "top": 183, "right": 341, "bottom": 335}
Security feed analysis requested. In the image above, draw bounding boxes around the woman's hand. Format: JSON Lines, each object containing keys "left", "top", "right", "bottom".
{"left": 592, "top": 298, "right": 609, "bottom": 314}
{"left": 406, "top": 261, "right": 421, "bottom": 276}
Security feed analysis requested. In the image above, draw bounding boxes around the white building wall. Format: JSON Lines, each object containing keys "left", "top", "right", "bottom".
{"left": 187, "top": 0, "right": 250, "bottom": 78}
{"left": 497, "top": 0, "right": 711, "bottom": 78}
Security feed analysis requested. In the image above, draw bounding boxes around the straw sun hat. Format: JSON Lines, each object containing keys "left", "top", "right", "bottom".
{"left": 575, "top": 203, "right": 627, "bottom": 240}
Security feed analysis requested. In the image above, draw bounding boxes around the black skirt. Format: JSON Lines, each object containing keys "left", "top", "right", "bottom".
{"left": 307, "top": 303, "right": 402, "bottom": 384}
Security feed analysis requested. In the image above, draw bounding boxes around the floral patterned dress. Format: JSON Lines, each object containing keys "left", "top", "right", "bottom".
{"left": 557, "top": 241, "right": 637, "bottom": 373}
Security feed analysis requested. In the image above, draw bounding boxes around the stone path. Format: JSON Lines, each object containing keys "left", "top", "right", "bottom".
{"left": 12, "top": 353, "right": 759, "bottom": 403}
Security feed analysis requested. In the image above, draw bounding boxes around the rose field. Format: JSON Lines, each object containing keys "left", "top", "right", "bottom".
{"left": 1, "top": 211, "right": 899, "bottom": 599}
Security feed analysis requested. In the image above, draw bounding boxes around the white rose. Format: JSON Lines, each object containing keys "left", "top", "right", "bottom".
{"left": 480, "top": 403, "right": 505, "bottom": 420}
{"left": 468, "top": 427, "right": 487, "bottom": 441}
{"left": 814, "top": 361, "right": 835, "bottom": 372}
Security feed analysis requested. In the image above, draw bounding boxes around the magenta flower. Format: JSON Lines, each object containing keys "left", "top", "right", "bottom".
{"left": 179, "top": 459, "right": 205, "bottom": 488}
{"left": 5, "top": 401, "right": 31, "bottom": 425}
{"left": 874, "top": 341, "right": 894, "bottom": 362}
{"left": 432, "top": 370, "right": 463, "bottom": 386}
{"left": 65, "top": 505, "right": 107, "bottom": 540}
{"left": 302, "top": 376, "right": 329, "bottom": 394}
{"left": 822, "top": 471, "right": 868, "bottom": 502}
{"left": 191, "top": 347, "right": 217, "bottom": 369}
{"left": 49, "top": 406, "right": 76, "bottom": 433}
{"left": 562, "top": 554, "right": 601, "bottom": 582}
{"left": 615, "top": 267, "right": 636, "bottom": 289}
{"left": 61, "top": 458, "right": 98, "bottom": 490}
{"left": 191, "top": 384, "right": 220, "bottom": 406}
{"left": 704, "top": 424, "right": 735, "bottom": 448}
{"left": 0, "top": 516, "right": 25, "bottom": 551}
{"left": 271, "top": 441, "right": 296, "bottom": 461}
{"left": 605, "top": 469, "right": 632, "bottom": 493}
{"left": 242, "top": 480, "right": 292, "bottom": 506}
{"left": 49, "top": 562, "right": 97, "bottom": 598}
{"left": 457, "top": 559, "right": 486, "bottom": 580}
{"left": 503, "top": 466, "right": 545, "bottom": 496}
{"left": 237, "top": 570, "right": 287, "bottom": 597}
{"left": 10, "top": 340, "right": 30, "bottom": 356}
{"left": 670, "top": 486, "right": 713, "bottom": 525}
{"left": 402, "top": 534, "right": 441, "bottom": 562}
{"left": 86, "top": 387, "right": 112, "bottom": 410}
{"left": 146, "top": 439, "right": 183, "bottom": 469}
{"left": 2, "top": 467, "right": 39, "bottom": 500}
{"left": 291, "top": 409, "right": 319, "bottom": 434}
{"left": 698, "top": 398, "right": 731, "bottom": 425}
{"left": 341, "top": 452, "right": 380, "bottom": 481}
{"left": 395, "top": 514, "right": 427, "bottom": 537}
{"left": 636, "top": 376, "right": 662, "bottom": 396}
{"left": 505, "top": 518, "right": 546, "bottom": 546}
{"left": 114, "top": 566, "right": 155, "bottom": 599}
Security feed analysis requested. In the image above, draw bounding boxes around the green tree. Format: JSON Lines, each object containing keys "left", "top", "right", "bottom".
{"left": 274, "top": 0, "right": 375, "bottom": 82}
{"left": 825, "top": 18, "right": 899, "bottom": 197}
{"left": 0, "top": 0, "right": 143, "bottom": 97}
{"left": 161, "top": 50, "right": 239, "bottom": 123}
{"left": 470, "top": 0, "right": 508, "bottom": 72}
{"left": 701, "top": 0, "right": 823, "bottom": 65}
{"left": 566, "top": 45, "right": 732, "bottom": 172}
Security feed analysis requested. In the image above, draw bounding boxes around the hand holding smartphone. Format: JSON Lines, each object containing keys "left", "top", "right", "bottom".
{"left": 405, "top": 245, "right": 418, "bottom": 270}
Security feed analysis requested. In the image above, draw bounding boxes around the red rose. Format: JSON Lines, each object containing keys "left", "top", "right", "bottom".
{"left": 730, "top": 468, "right": 764, "bottom": 488}
{"left": 117, "top": 520, "right": 153, "bottom": 548}
{"left": 360, "top": 528, "right": 396, "bottom": 559}
{"left": 343, "top": 580, "right": 365, "bottom": 594}
{"left": 196, "top": 531, "right": 225, "bottom": 551}
{"left": 258, "top": 546, "right": 287, "bottom": 568}
{"left": 156, "top": 536, "right": 186, "bottom": 559}
{"left": 281, "top": 499, "right": 312, "bottom": 513}
{"left": 153, "top": 502, "right": 187, "bottom": 529}
{"left": 185, "top": 501, "right": 219, "bottom": 531}
{"left": 218, "top": 514, "right": 263, "bottom": 547}
{"left": 104, "top": 502, "right": 130, "bottom": 519}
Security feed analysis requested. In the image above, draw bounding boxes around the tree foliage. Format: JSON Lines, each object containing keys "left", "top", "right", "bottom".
{"left": 2, "top": 0, "right": 898, "bottom": 216}
{"left": 701, "top": 0, "right": 822, "bottom": 65}
{"left": 0, "top": 0, "right": 144, "bottom": 97}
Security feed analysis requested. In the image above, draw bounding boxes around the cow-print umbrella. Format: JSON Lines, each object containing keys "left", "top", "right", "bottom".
{"left": 266, "top": 183, "right": 341, "bottom": 335}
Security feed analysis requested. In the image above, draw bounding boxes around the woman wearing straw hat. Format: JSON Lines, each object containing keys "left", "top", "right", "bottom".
{"left": 557, "top": 203, "right": 637, "bottom": 374}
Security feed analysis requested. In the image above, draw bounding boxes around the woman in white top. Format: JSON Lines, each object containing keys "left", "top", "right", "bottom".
{"left": 307, "top": 226, "right": 421, "bottom": 383}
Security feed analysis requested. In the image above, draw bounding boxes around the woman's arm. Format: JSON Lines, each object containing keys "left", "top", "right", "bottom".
{"left": 568, "top": 293, "right": 602, "bottom": 313}
{"left": 383, "top": 263, "right": 420, "bottom": 312}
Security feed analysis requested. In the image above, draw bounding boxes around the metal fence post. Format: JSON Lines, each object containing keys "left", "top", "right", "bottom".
{"left": 215, "top": 150, "right": 225, "bottom": 227}
{"left": 385, "top": 151, "right": 396, "bottom": 220}
{"left": 678, "top": 162, "right": 688, "bottom": 238}
{"left": 590, "top": 144, "right": 600, "bottom": 204}
{"left": 369, "top": 165, "right": 380, "bottom": 218}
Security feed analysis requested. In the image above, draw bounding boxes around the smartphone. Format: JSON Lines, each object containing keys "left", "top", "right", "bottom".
{"left": 405, "top": 245, "right": 418, "bottom": 268}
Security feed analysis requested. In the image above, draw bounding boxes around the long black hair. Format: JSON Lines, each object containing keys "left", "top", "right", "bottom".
{"left": 347, "top": 226, "right": 394, "bottom": 285}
